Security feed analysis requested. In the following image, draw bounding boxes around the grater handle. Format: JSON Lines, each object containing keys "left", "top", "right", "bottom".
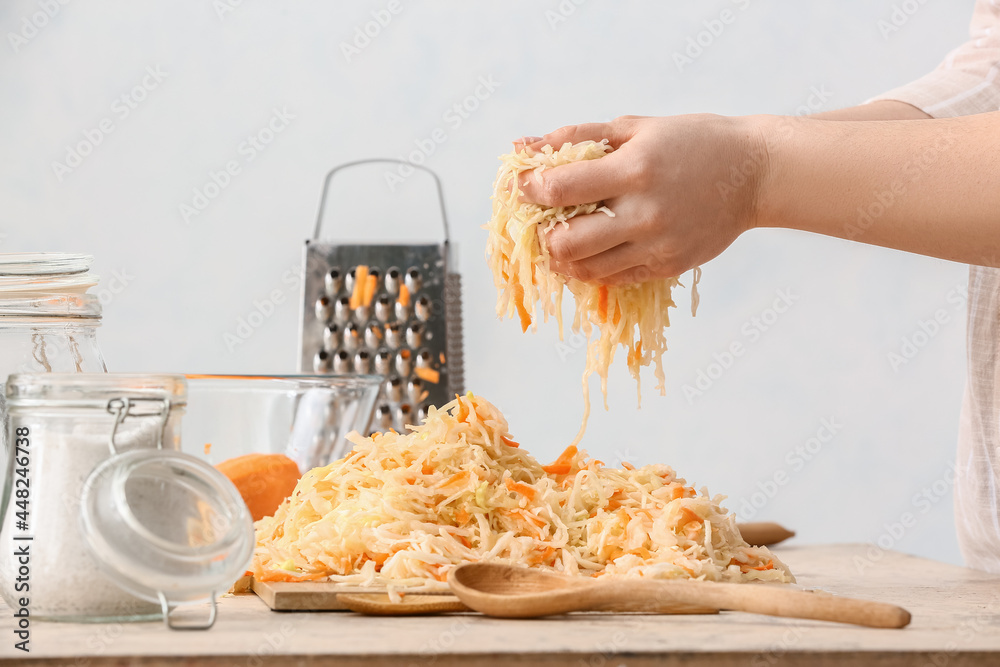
{"left": 314, "top": 159, "right": 450, "bottom": 243}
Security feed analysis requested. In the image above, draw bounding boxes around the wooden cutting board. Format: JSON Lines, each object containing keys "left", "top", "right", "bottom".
{"left": 251, "top": 579, "right": 452, "bottom": 611}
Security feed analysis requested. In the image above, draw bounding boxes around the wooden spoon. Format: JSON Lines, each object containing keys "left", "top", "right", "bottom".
{"left": 338, "top": 593, "right": 469, "bottom": 616}
{"left": 736, "top": 522, "right": 796, "bottom": 547}
{"left": 448, "top": 563, "right": 911, "bottom": 628}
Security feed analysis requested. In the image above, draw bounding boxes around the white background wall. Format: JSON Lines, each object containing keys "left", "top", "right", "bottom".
{"left": 1, "top": 0, "right": 975, "bottom": 565}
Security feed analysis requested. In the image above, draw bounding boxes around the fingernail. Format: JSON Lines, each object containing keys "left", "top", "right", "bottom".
{"left": 514, "top": 136, "right": 543, "bottom": 144}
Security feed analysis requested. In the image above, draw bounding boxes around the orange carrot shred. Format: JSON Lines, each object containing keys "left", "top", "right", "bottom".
{"left": 398, "top": 283, "right": 411, "bottom": 307}
{"left": 597, "top": 285, "right": 609, "bottom": 323}
{"left": 542, "top": 445, "right": 577, "bottom": 475}
{"left": 505, "top": 478, "right": 536, "bottom": 501}
{"left": 350, "top": 265, "right": 369, "bottom": 310}
{"left": 501, "top": 435, "right": 520, "bottom": 448}
{"left": 362, "top": 274, "right": 378, "bottom": 307}
{"left": 512, "top": 284, "right": 532, "bottom": 332}
{"left": 414, "top": 367, "right": 440, "bottom": 384}
{"left": 455, "top": 395, "right": 469, "bottom": 423}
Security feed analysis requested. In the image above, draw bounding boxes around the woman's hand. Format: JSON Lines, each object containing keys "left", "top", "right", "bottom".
{"left": 516, "top": 114, "right": 769, "bottom": 285}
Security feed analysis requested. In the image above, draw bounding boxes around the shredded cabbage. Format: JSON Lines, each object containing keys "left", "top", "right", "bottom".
{"left": 485, "top": 140, "right": 701, "bottom": 445}
{"left": 252, "top": 394, "right": 792, "bottom": 591}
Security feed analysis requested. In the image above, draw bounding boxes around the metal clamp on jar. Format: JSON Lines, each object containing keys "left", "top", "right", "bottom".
{"left": 0, "top": 374, "right": 254, "bottom": 629}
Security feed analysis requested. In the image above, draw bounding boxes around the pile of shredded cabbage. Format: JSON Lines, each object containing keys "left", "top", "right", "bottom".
{"left": 253, "top": 394, "right": 791, "bottom": 590}
{"left": 486, "top": 140, "right": 701, "bottom": 445}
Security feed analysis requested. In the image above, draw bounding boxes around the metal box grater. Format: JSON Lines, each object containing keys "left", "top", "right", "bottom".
{"left": 299, "top": 160, "right": 464, "bottom": 434}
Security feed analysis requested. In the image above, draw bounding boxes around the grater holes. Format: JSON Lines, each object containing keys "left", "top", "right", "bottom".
{"left": 354, "top": 349, "right": 372, "bottom": 374}
{"left": 325, "top": 267, "right": 343, "bottom": 296}
{"left": 333, "top": 349, "right": 351, "bottom": 373}
{"left": 364, "top": 323, "right": 383, "bottom": 349}
{"left": 343, "top": 322, "right": 361, "bottom": 351}
{"left": 375, "top": 295, "right": 392, "bottom": 322}
{"left": 407, "top": 377, "right": 427, "bottom": 404}
{"left": 313, "top": 349, "right": 332, "bottom": 373}
{"left": 414, "top": 295, "right": 432, "bottom": 322}
{"left": 384, "top": 322, "right": 402, "bottom": 348}
{"left": 405, "top": 267, "right": 422, "bottom": 293}
{"left": 405, "top": 322, "right": 423, "bottom": 348}
{"left": 385, "top": 266, "right": 401, "bottom": 295}
{"left": 374, "top": 348, "right": 392, "bottom": 375}
{"left": 385, "top": 375, "right": 404, "bottom": 402}
{"left": 415, "top": 348, "right": 433, "bottom": 369}
{"left": 374, "top": 403, "right": 393, "bottom": 430}
{"left": 334, "top": 296, "right": 352, "bottom": 323}
{"left": 315, "top": 295, "right": 332, "bottom": 322}
{"left": 395, "top": 403, "right": 412, "bottom": 427}
{"left": 395, "top": 349, "right": 412, "bottom": 376}
{"left": 322, "top": 323, "right": 341, "bottom": 350}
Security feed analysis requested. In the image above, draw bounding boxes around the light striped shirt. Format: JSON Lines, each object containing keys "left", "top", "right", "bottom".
{"left": 871, "top": 0, "right": 1000, "bottom": 571}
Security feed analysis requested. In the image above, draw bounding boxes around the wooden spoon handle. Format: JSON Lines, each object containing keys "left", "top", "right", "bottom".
{"left": 621, "top": 581, "right": 910, "bottom": 629}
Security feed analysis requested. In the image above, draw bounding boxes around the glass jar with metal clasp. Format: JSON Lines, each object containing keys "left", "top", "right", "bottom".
{"left": 0, "top": 374, "right": 253, "bottom": 629}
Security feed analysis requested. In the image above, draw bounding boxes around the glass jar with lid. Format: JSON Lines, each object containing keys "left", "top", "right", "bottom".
{"left": 0, "top": 374, "right": 253, "bottom": 628}
{"left": 0, "top": 253, "right": 106, "bottom": 375}
{"left": 0, "top": 253, "right": 107, "bottom": 473}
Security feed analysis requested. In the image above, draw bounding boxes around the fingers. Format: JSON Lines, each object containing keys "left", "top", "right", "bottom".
{"left": 517, "top": 151, "right": 635, "bottom": 207}
{"left": 551, "top": 240, "right": 686, "bottom": 285}
{"left": 525, "top": 120, "right": 636, "bottom": 152}
{"left": 512, "top": 136, "right": 542, "bottom": 153}
{"left": 543, "top": 210, "right": 620, "bottom": 263}
{"left": 553, "top": 242, "right": 648, "bottom": 283}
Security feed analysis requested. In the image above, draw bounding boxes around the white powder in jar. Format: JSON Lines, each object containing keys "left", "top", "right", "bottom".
{"left": 0, "top": 415, "right": 170, "bottom": 621}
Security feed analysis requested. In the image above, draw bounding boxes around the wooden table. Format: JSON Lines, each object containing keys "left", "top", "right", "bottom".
{"left": 3, "top": 544, "right": 1000, "bottom": 666}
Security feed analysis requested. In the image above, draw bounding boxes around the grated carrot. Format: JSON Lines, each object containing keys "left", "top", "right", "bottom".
{"left": 512, "top": 284, "right": 532, "bottom": 332}
{"left": 415, "top": 367, "right": 440, "bottom": 384}
{"left": 506, "top": 478, "right": 537, "bottom": 501}
{"left": 350, "top": 265, "right": 369, "bottom": 310}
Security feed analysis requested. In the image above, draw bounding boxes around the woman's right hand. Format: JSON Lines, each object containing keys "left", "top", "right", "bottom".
{"left": 515, "top": 114, "right": 770, "bottom": 285}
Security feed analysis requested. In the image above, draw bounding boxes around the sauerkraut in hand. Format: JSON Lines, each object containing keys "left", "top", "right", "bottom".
{"left": 486, "top": 141, "right": 700, "bottom": 445}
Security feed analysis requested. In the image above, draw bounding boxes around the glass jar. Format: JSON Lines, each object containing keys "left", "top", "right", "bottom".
{"left": 0, "top": 253, "right": 106, "bottom": 376}
{"left": 0, "top": 374, "right": 253, "bottom": 627}
{"left": 0, "top": 254, "right": 107, "bottom": 476}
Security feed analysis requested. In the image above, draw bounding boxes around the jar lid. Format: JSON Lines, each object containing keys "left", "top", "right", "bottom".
{"left": 80, "top": 449, "right": 254, "bottom": 630}
{"left": 0, "top": 252, "right": 93, "bottom": 276}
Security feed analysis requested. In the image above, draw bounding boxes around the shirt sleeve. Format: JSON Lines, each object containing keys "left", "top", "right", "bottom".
{"left": 869, "top": 0, "right": 1000, "bottom": 118}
